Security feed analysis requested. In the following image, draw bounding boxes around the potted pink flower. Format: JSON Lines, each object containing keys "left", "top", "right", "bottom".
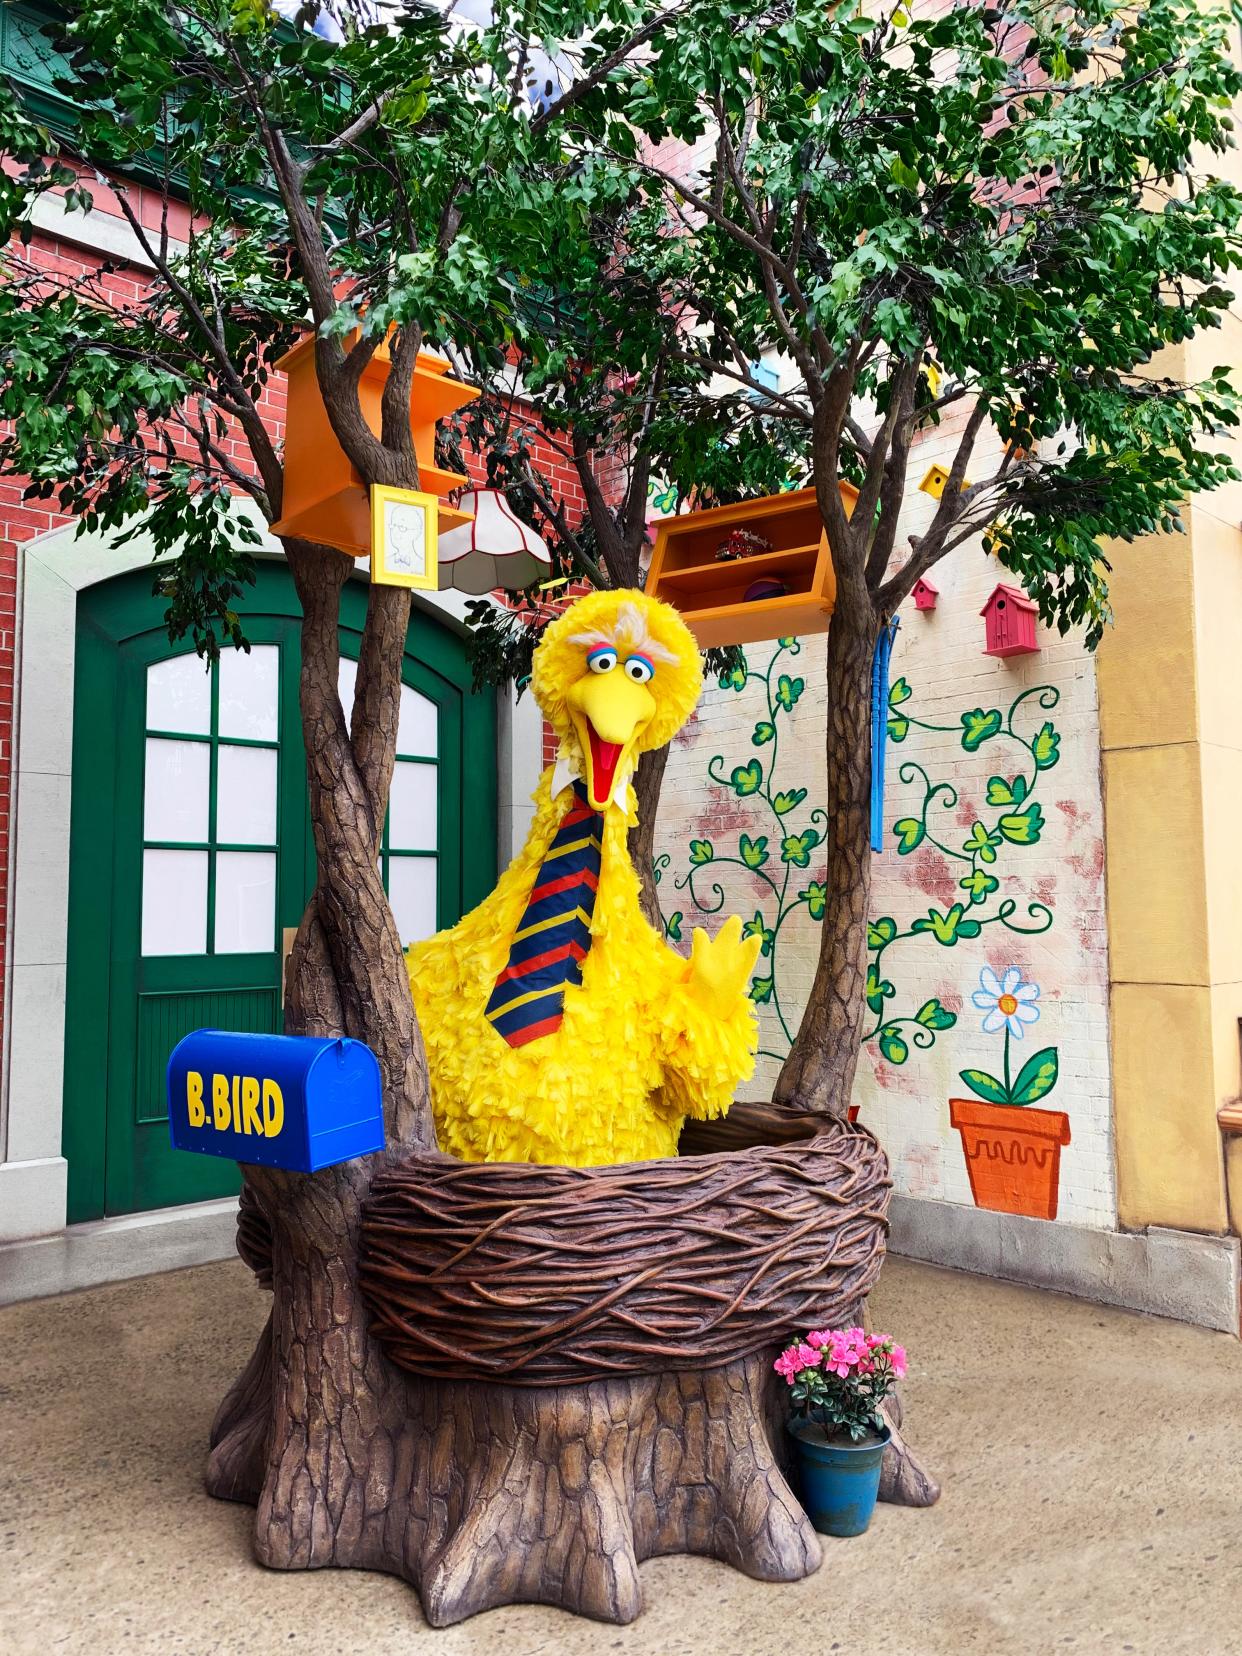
{"left": 774, "top": 1325, "right": 905, "bottom": 1536}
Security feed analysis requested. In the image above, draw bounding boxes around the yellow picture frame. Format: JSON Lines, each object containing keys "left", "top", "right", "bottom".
{"left": 369, "top": 485, "right": 439, "bottom": 590}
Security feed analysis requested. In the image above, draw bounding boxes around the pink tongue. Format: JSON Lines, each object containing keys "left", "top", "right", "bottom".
{"left": 588, "top": 727, "right": 622, "bottom": 802}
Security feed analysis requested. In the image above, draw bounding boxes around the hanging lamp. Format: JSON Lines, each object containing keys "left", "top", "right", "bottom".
{"left": 435, "top": 488, "right": 553, "bottom": 594}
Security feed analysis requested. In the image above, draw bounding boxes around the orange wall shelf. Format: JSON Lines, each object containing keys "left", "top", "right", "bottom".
{"left": 646, "top": 484, "right": 858, "bottom": 649}
{"left": 271, "top": 334, "right": 479, "bottom": 557}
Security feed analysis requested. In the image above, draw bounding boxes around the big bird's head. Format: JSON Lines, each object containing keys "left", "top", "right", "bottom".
{"left": 532, "top": 590, "right": 703, "bottom": 811}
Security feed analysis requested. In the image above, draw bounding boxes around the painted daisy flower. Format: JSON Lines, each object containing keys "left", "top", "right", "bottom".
{"left": 972, "top": 966, "right": 1040, "bottom": 1039}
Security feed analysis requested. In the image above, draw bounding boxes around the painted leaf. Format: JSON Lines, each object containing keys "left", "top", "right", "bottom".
{"left": 911, "top": 904, "right": 981, "bottom": 945}
{"left": 960, "top": 868, "right": 1000, "bottom": 905}
{"left": 963, "top": 821, "right": 1001, "bottom": 864}
{"left": 775, "top": 674, "right": 805, "bottom": 711}
{"left": 866, "top": 964, "right": 895, "bottom": 1015}
{"left": 773, "top": 787, "right": 808, "bottom": 816}
{"left": 781, "top": 829, "right": 821, "bottom": 868}
{"left": 665, "top": 911, "right": 683, "bottom": 942}
{"left": 878, "top": 1027, "right": 909, "bottom": 1064}
{"left": 742, "top": 911, "right": 775, "bottom": 957}
{"left": 749, "top": 974, "right": 774, "bottom": 1005}
{"left": 752, "top": 720, "right": 776, "bottom": 746}
{"left": 986, "top": 774, "right": 1027, "bottom": 808}
{"left": 998, "top": 802, "right": 1045, "bottom": 846}
{"left": 960, "top": 708, "right": 1003, "bottom": 751}
{"left": 958, "top": 1068, "right": 1011, "bottom": 1105}
{"left": 915, "top": 998, "right": 956, "bottom": 1030}
{"left": 1011, "top": 1046, "right": 1059, "bottom": 1105}
{"left": 689, "top": 839, "right": 714, "bottom": 865}
{"left": 1032, "top": 722, "right": 1061, "bottom": 771}
{"left": 801, "top": 881, "right": 827, "bottom": 920}
{"left": 739, "top": 833, "right": 769, "bottom": 870}
{"left": 867, "top": 916, "right": 898, "bottom": 949}
{"left": 730, "top": 760, "right": 763, "bottom": 796}
{"left": 888, "top": 676, "right": 912, "bottom": 707}
{"left": 719, "top": 664, "right": 748, "bottom": 692}
{"left": 894, "top": 816, "right": 925, "bottom": 854}
{"left": 887, "top": 715, "right": 910, "bottom": 742}
{"left": 778, "top": 636, "right": 797, "bottom": 648}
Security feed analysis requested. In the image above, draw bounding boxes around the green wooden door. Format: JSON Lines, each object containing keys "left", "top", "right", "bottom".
{"left": 63, "top": 564, "right": 495, "bottom": 1222}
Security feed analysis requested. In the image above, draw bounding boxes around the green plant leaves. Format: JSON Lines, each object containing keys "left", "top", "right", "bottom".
{"left": 958, "top": 1068, "right": 1010, "bottom": 1105}
{"left": 960, "top": 868, "right": 1000, "bottom": 905}
{"left": 894, "top": 816, "right": 925, "bottom": 853}
{"left": 866, "top": 964, "right": 896, "bottom": 1014}
{"left": 887, "top": 715, "right": 910, "bottom": 742}
{"left": 963, "top": 821, "right": 1001, "bottom": 863}
{"left": 888, "top": 677, "right": 912, "bottom": 707}
{"left": 781, "top": 828, "right": 821, "bottom": 867}
{"left": 915, "top": 998, "right": 956, "bottom": 1030}
{"left": 773, "top": 787, "right": 807, "bottom": 816}
{"left": 739, "top": 833, "right": 769, "bottom": 870}
{"left": 878, "top": 1027, "right": 909, "bottom": 1064}
{"left": 1011, "top": 1046, "right": 1059, "bottom": 1105}
{"left": 867, "top": 916, "right": 898, "bottom": 948}
{"left": 749, "top": 974, "right": 774, "bottom": 1005}
{"left": 985, "top": 774, "right": 1028, "bottom": 808}
{"left": 720, "top": 664, "right": 748, "bottom": 692}
{"left": 998, "top": 802, "right": 1044, "bottom": 845}
{"left": 742, "top": 911, "right": 776, "bottom": 956}
{"left": 911, "top": 904, "right": 981, "bottom": 945}
{"left": 775, "top": 674, "right": 805, "bottom": 711}
{"left": 665, "top": 911, "right": 683, "bottom": 942}
{"left": 1032, "top": 723, "right": 1061, "bottom": 770}
{"left": 801, "top": 881, "right": 827, "bottom": 920}
{"left": 752, "top": 720, "right": 775, "bottom": 746}
{"left": 689, "top": 839, "right": 713, "bottom": 865}
{"left": 960, "top": 708, "right": 1002, "bottom": 751}
{"left": 730, "top": 760, "right": 763, "bottom": 796}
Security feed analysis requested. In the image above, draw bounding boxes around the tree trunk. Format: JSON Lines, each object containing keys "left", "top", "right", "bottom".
{"left": 775, "top": 600, "right": 878, "bottom": 1118}
{"left": 629, "top": 741, "right": 670, "bottom": 930}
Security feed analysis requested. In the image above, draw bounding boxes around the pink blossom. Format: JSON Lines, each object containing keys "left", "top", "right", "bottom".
{"left": 889, "top": 1344, "right": 908, "bottom": 1379}
{"left": 806, "top": 1329, "right": 832, "bottom": 1349}
{"left": 773, "top": 1347, "right": 803, "bottom": 1382}
{"left": 795, "top": 1342, "right": 822, "bottom": 1369}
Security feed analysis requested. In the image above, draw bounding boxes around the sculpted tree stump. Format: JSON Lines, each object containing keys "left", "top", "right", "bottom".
{"left": 208, "top": 1106, "right": 933, "bottom": 1626}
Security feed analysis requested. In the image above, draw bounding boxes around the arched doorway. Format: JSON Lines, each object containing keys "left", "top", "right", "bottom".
{"left": 61, "top": 562, "right": 495, "bottom": 1221}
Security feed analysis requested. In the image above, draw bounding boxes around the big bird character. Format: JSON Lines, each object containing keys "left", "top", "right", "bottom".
{"left": 407, "top": 589, "right": 761, "bottom": 1166}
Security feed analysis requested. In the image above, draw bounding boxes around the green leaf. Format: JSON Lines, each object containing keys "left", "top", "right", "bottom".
{"left": 985, "top": 775, "right": 1028, "bottom": 808}
{"left": 960, "top": 868, "right": 1000, "bottom": 905}
{"left": 1032, "top": 723, "right": 1061, "bottom": 771}
{"left": 963, "top": 821, "right": 1002, "bottom": 864}
{"left": 720, "top": 664, "right": 748, "bottom": 692}
{"left": 749, "top": 974, "right": 774, "bottom": 1005}
{"left": 888, "top": 676, "right": 912, "bottom": 707}
{"left": 998, "top": 803, "right": 1045, "bottom": 846}
{"left": 665, "top": 911, "right": 683, "bottom": 942}
{"left": 867, "top": 916, "right": 897, "bottom": 949}
{"left": 911, "top": 904, "right": 981, "bottom": 945}
{"left": 742, "top": 910, "right": 775, "bottom": 956}
{"left": 801, "top": 881, "right": 827, "bottom": 920}
{"left": 889, "top": 156, "right": 919, "bottom": 192}
{"left": 739, "top": 833, "right": 769, "bottom": 870}
{"left": 961, "top": 708, "right": 1003, "bottom": 752}
{"left": 894, "top": 816, "right": 925, "bottom": 854}
{"left": 915, "top": 998, "right": 956, "bottom": 1030}
{"left": 780, "top": 829, "right": 821, "bottom": 868}
{"left": 878, "top": 1027, "right": 909, "bottom": 1064}
{"left": 1011, "top": 1047, "right": 1059, "bottom": 1105}
{"left": 958, "top": 1068, "right": 1011, "bottom": 1105}
{"left": 887, "top": 715, "right": 910, "bottom": 742}
{"left": 773, "top": 787, "right": 807, "bottom": 816}
{"left": 775, "top": 674, "right": 805, "bottom": 711}
{"left": 689, "top": 839, "right": 714, "bottom": 865}
{"left": 866, "top": 963, "right": 895, "bottom": 1015}
{"left": 752, "top": 720, "right": 775, "bottom": 746}
{"left": 730, "top": 760, "right": 763, "bottom": 797}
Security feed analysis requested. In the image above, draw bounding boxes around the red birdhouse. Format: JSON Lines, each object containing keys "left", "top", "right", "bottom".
{"left": 912, "top": 577, "right": 938, "bottom": 611}
{"left": 981, "top": 583, "right": 1039, "bottom": 657}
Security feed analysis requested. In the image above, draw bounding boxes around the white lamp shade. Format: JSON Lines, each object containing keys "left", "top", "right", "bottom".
{"left": 436, "top": 489, "right": 553, "bottom": 595}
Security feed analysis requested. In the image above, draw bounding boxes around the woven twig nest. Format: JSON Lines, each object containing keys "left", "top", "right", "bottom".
{"left": 359, "top": 1104, "right": 891, "bottom": 1388}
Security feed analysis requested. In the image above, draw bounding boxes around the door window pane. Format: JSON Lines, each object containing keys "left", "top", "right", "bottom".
{"left": 390, "top": 761, "right": 437, "bottom": 851}
{"left": 388, "top": 857, "right": 437, "bottom": 943}
{"left": 219, "top": 645, "right": 279, "bottom": 741}
{"left": 146, "top": 654, "right": 211, "bottom": 735}
{"left": 215, "top": 852, "right": 276, "bottom": 953}
{"left": 399, "top": 685, "right": 437, "bottom": 757}
{"left": 142, "top": 850, "right": 208, "bottom": 954}
{"left": 217, "top": 745, "right": 277, "bottom": 845}
{"left": 338, "top": 657, "right": 357, "bottom": 719}
{"left": 144, "top": 739, "right": 210, "bottom": 842}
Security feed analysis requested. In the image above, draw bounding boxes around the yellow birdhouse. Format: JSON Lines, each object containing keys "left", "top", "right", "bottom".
{"left": 646, "top": 484, "right": 858, "bottom": 649}
{"left": 920, "top": 462, "right": 971, "bottom": 500}
{"left": 271, "top": 334, "right": 479, "bottom": 557}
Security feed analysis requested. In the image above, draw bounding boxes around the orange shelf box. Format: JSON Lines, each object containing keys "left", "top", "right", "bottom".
{"left": 271, "top": 334, "right": 479, "bottom": 556}
{"left": 646, "top": 484, "right": 858, "bottom": 649}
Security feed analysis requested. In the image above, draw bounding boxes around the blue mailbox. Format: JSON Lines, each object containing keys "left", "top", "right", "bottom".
{"left": 166, "top": 1030, "right": 385, "bottom": 1173}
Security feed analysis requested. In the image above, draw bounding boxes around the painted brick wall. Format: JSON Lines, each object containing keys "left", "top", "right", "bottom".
{"left": 653, "top": 421, "right": 1116, "bottom": 1232}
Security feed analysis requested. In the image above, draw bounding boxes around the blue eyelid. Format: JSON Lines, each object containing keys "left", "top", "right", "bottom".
{"left": 586, "top": 645, "right": 616, "bottom": 665}
{"left": 627, "top": 653, "right": 655, "bottom": 676}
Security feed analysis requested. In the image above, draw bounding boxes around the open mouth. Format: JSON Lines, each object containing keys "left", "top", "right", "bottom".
{"left": 585, "top": 722, "right": 624, "bottom": 807}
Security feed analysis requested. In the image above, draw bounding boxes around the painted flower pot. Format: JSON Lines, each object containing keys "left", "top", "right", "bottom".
{"left": 949, "top": 1097, "right": 1071, "bottom": 1220}
{"left": 788, "top": 1421, "right": 890, "bottom": 1537}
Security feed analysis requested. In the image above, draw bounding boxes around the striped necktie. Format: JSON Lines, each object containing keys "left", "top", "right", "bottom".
{"left": 485, "top": 781, "right": 604, "bottom": 1048}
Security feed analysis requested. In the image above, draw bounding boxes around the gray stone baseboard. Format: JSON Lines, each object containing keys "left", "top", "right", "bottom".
{"left": 0, "top": 1196, "right": 239, "bottom": 1305}
{"left": 889, "top": 1194, "right": 1241, "bottom": 1335}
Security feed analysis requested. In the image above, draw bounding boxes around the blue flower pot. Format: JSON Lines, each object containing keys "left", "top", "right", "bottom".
{"left": 788, "top": 1421, "right": 890, "bottom": 1537}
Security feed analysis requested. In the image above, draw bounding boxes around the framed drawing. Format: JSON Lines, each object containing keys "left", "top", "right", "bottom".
{"left": 370, "top": 485, "right": 440, "bottom": 590}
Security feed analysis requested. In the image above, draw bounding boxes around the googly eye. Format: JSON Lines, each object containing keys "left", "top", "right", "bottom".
{"left": 586, "top": 646, "right": 618, "bottom": 675}
{"left": 624, "top": 654, "right": 655, "bottom": 684}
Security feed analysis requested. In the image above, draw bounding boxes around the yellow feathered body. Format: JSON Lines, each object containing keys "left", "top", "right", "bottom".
{"left": 407, "top": 768, "right": 757, "bottom": 1164}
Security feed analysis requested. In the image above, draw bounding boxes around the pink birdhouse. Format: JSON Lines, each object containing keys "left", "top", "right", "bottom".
{"left": 981, "top": 583, "right": 1039, "bottom": 657}
{"left": 912, "top": 577, "right": 938, "bottom": 611}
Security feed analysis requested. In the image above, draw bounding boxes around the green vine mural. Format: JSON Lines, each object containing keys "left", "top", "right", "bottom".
{"left": 657, "top": 639, "right": 1059, "bottom": 1070}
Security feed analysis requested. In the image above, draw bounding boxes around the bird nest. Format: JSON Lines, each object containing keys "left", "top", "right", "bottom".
{"left": 358, "top": 1103, "right": 891, "bottom": 1388}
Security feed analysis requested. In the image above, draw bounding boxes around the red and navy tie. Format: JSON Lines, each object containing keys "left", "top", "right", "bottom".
{"left": 485, "top": 781, "right": 604, "bottom": 1047}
